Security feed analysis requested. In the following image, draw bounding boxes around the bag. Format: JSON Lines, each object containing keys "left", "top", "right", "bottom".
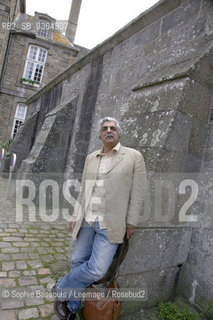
{"left": 83, "top": 279, "right": 121, "bottom": 320}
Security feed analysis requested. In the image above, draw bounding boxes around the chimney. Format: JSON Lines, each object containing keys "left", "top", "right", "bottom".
{"left": 65, "top": 0, "right": 82, "bottom": 44}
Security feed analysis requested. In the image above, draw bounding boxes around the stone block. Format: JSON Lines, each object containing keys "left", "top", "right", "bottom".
{"left": 23, "top": 270, "right": 36, "bottom": 276}
{"left": 39, "top": 303, "right": 54, "bottom": 317}
{"left": 0, "top": 278, "right": 16, "bottom": 287}
{"left": 11, "top": 253, "right": 28, "bottom": 260}
{"left": 26, "top": 297, "right": 44, "bottom": 306}
{"left": 28, "top": 260, "right": 43, "bottom": 269}
{"left": 21, "top": 248, "right": 35, "bottom": 253}
{"left": 18, "top": 277, "right": 38, "bottom": 286}
{"left": 2, "top": 247, "right": 19, "bottom": 255}
{"left": 181, "top": 153, "right": 202, "bottom": 173}
{"left": 188, "top": 120, "right": 208, "bottom": 158}
{"left": 121, "top": 111, "right": 175, "bottom": 149}
{"left": 118, "top": 266, "right": 180, "bottom": 315}
{"left": 130, "top": 79, "right": 186, "bottom": 114}
{"left": 0, "top": 242, "right": 11, "bottom": 248}
{"left": 120, "top": 228, "right": 191, "bottom": 275}
{"left": 0, "top": 311, "right": 16, "bottom": 320}
{"left": 0, "top": 272, "right": 7, "bottom": 277}
{"left": 37, "top": 268, "right": 51, "bottom": 275}
{"left": 2, "top": 299, "right": 24, "bottom": 309}
{"left": 3, "top": 237, "right": 24, "bottom": 242}
{"left": 165, "top": 111, "right": 192, "bottom": 154}
{"left": 40, "top": 254, "right": 54, "bottom": 263}
{"left": 177, "top": 229, "right": 213, "bottom": 307}
{"left": 13, "top": 242, "right": 29, "bottom": 247}
{"left": 161, "top": 0, "right": 200, "bottom": 33}
{"left": 39, "top": 276, "right": 53, "bottom": 284}
{"left": 130, "top": 19, "right": 160, "bottom": 49}
{"left": 8, "top": 271, "right": 21, "bottom": 277}
{"left": 2, "top": 262, "right": 15, "bottom": 271}
{"left": 179, "top": 79, "right": 212, "bottom": 123}
{"left": 28, "top": 253, "right": 39, "bottom": 260}
{"left": 18, "top": 308, "right": 39, "bottom": 320}
{"left": 140, "top": 147, "right": 183, "bottom": 172}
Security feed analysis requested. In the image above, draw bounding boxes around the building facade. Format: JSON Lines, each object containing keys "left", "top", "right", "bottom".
{"left": 0, "top": 0, "right": 86, "bottom": 142}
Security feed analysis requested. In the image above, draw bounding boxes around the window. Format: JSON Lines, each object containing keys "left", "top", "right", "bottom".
{"left": 23, "top": 45, "right": 47, "bottom": 84}
{"left": 37, "top": 20, "right": 49, "bottom": 38}
{"left": 11, "top": 104, "right": 27, "bottom": 138}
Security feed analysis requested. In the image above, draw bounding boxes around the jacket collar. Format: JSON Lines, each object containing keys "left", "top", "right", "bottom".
{"left": 95, "top": 142, "right": 121, "bottom": 157}
{"left": 98, "top": 144, "right": 126, "bottom": 174}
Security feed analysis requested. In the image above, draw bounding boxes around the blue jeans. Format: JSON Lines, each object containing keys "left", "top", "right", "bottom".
{"left": 56, "top": 219, "right": 119, "bottom": 313}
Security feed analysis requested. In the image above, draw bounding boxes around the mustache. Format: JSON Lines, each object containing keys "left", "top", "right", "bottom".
{"left": 105, "top": 133, "right": 114, "bottom": 138}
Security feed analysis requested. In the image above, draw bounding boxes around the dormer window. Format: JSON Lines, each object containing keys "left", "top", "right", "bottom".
{"left": 37, "top": 20, "right": 49, "bottom": 38}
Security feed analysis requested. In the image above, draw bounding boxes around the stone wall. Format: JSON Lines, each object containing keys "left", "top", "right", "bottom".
{"left": 0, "top": 0, "right": 22, "bottom": 87}
{"left": 11, "top": 0, "right": 213, "bottom": 315}
{"left": 177, "top": 122, "right": 213, "bottom": 312}
{"left": 0, "top": 0, "right": 13, "bottom": 80}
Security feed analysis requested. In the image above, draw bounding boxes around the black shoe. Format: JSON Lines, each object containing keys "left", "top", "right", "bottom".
{"left": 54, "top": 300, "right": 71, "bottom": 320}
{"left": 67, "top": 312, "right": 76, "bottom": 320}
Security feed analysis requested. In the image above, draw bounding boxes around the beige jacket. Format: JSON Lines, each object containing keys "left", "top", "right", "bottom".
{"left": 72, "top": 145, "right": 147, "bottom": 243}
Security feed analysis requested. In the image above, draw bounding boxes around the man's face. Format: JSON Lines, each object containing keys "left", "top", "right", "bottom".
{"left": 99, "top": 121, "right": 120, "bottom": 146}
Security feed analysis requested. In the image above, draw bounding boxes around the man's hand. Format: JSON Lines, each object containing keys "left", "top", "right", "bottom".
{"left": 126, "top": 224, "right": 136, "bottom": 239}
{"left": 67, "top": 221, "right": 76, "bottom": 232}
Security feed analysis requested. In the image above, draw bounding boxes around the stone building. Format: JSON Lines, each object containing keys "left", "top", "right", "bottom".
{"left": 10, "top": 0, "right": 213, "bottom": 317}
{"left": 0, "top": 0, "right": 86, "bottom": 142}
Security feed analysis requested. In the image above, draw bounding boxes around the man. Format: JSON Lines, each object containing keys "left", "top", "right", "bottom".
{"left": 54, "top": 117, "right": 147, "bottom": 320}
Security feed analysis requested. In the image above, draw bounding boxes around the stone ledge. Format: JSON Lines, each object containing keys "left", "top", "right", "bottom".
{"left": 132, "top": 58, "right": 200, "bottom": 91}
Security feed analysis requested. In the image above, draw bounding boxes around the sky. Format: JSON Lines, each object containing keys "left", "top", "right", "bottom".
{"left": 26, "top": 0, "right": 159, "bottom": 49}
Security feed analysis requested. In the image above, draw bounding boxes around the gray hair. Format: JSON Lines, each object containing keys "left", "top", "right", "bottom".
{"left": 99, "top": 117, "right": 122, "bottom": 135}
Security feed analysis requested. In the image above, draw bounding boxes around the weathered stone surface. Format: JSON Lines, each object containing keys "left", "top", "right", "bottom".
{"left": 11, "top": 253, "right": 28, "bottom": 260}
{"left": 119, "top": 266, "right": 180, "bottom": 315}
{"left": 27, "top": 260, "right": 43, "bottom": 269}
{"left": 161, "top": 0, "right": 200, "bottom": 34}
{"left": 8, "top": 271, "right": 21, "bottom": 277}
{"left": 18, "top": 308, "right": 39, "bottom": 320}
{"left": 18, "top": 277, "right": 38, "bottom": 286}
{"left": 2, "top": 262, "right": 15, "bottom": 271}
{"left": 16, "top": 261, "right": 27, "bottom": 270}
{"left": 37, "top": 268, "right": 51, "bottom": 275}
{"left": 177, "top": 229, "right": 213, "bottom": 308}
{"left": 0, "top": 278, "right": 16, "bottom": 287}
{"left": 39, "top": 303, "right": 54, "bottom": 317}
{"left": 179, "top": 78, "right": 212, "bottom": 123}
{"left": 0, "top": 271, "right": 7, "bottom": 277}
{"left": 0, "top": 311, "right": 16, "bottom": 320}
{"left": 25, "top": 297, "right": 44, "bottom": 306}
{"left": 0, "top": 242, "right": 11, "bottom": 248}
{"left": 23, "top": 270, "right": 36, "bottom": 276}
{"left": 120, "top": 228, "right": 192, "bottom": 274}
{"left": 2, "top": 299, "right": 24, "bottom": 309}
